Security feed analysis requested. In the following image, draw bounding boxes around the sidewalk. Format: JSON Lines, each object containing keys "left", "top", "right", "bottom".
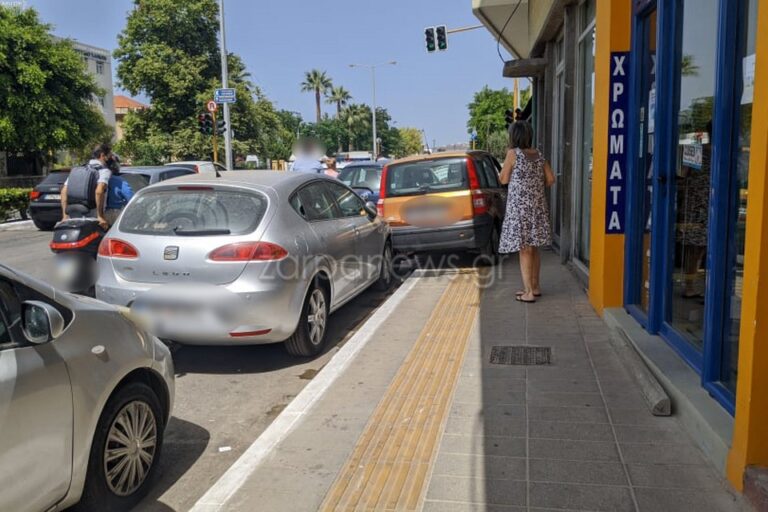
{"left": 194, "top": 251, "right": 748, "bottom": 512}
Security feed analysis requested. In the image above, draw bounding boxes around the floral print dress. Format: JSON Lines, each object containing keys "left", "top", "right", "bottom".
{"left": 499, "top": 148, "right": 552, "bottom": 254}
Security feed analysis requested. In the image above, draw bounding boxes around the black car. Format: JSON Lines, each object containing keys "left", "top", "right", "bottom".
{"left": 28, "top": 170, "right": 70, "bottom": 230}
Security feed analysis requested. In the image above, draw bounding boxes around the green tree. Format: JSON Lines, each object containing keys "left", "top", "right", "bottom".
{"left": 397, "top": 128, "right": 424, "bottom": 157}
{"left": 0, "top": 6, "right": 109, "bottom": 161}
{"left": 326, "top": 86, "right": 352, "bottom": 117}
{"left": 343, "top": 104, "right": 371, "bottom": 152}
{"left": 301, "top": 70, "right": 333, "bottom": 125}
{"left": 487, "top": 130, "right": 510, "bottom": 161}
{"left": 114, "top": 0, "right": 220, "bottom": 130}
{"left": 467, "top": 86, "right": 514, "bottom": 150}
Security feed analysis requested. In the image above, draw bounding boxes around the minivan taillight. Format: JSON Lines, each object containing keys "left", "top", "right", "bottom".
{"left": 208, "top": 242, "right": 288, "bottom": 262}
{"left": 98, "top": 238, "right": 139, "bottom": 259}
{"left": 378, "top": 165, "right": 389, "bottom": 200}
{"left": 377, "top": 199, "right": 384, "bottom": 217}
{"left": 466, "top": 158, "right": 488, "bottom": 216}
{"left": 29, "top": 190, "right": 41, "bottom": 200}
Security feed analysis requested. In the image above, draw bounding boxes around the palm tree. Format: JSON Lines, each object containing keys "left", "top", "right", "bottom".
{"left": 343, "top": 104, "right": 370, "bottom": 151}
{"left": 301, "top": 70, "right": 333, "bottom": 124}
{"left": 326, "top": 86, "right": 352, "bottom": 117}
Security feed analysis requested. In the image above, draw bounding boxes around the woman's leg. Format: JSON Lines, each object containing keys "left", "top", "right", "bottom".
{"left": 517, "top": 247, "right": 542, "bottom": 296}
{"left": 518, "top": 247, "right": 536, "bottom": 301}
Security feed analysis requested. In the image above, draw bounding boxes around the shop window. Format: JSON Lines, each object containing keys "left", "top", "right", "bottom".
{"left": 576, "top": 3, "right": 596, "bottom": 267}
{"left": 96, "top": 61, "right": 104, "bottom": 75}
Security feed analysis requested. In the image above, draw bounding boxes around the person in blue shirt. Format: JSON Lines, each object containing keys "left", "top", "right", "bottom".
{"left": 104, "top": 173, "right": 134, "bottom": 226}
{"left": 290, "top": 138, "right": 326, "bottom": 174}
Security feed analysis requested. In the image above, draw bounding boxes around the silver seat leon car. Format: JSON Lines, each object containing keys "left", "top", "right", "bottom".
{"left": 95, "top": 171, "right": 393, "bottom": 356}
{"left": 0, "top": 264, "right": 174, "bottom": 512}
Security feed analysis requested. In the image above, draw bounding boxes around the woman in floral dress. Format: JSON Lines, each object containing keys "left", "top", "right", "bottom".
{"left": 499, "top": 121, "right": 556, "bottom": 303}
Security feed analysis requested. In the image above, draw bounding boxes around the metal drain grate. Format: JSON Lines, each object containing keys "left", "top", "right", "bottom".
{"left": 490, "top": 346, "right": 552, "bottom": 365}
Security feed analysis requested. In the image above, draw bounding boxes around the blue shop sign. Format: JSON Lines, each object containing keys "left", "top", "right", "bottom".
{"left": 606, "top": 52, "right": 629, "bottom": 234}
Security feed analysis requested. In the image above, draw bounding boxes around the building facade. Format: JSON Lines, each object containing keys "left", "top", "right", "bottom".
{"left": 71, "top": 40, "right": 116, "bottom": 128}
{"left": 474, "top": 0, "right": 768, "bottom": 501}
{"left": 114, "top": 95, "right": 148, "bottom": 141}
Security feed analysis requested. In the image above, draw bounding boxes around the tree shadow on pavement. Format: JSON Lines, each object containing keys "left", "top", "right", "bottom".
{"left": 132, "top": 416, "right": 210, "bottom": 512}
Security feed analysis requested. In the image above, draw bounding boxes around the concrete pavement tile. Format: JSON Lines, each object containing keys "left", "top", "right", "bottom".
{"left": 527, "top": 377, "right": 600, "bottom": 393}
{"left": 634, "top": 487, "right": 744, "bottom": 512}
{"left": 529, "top": 439, "right": 621, "bottom": 462}
{"left": 226, "top": 488, "right": 322, "bottom": 512}
{"left": 444, "top": 415, "right": 527, "bottom": 437}
{"left": 527, "top": 405, "right": 609, "bottom": 424}
{"left": 433, "top": 452, "right": 526, "bottom": 480}
{"left": 526, "top": 368, "right": 596, "bottom": 381}
{"left": 526, "top": 391, "right": 604, "bottom": 408}
{"left": 529, "top": 458, "right": 629, "bottom": 486}
{"left": 613, "top": 424, "right": 682, "bottom": 443}
{"left": 529, "top": 420, "right": 615, "bottom": 441}
{"left": 425, "top": 475, "right": 527, "bottom": 506}
{"left": 449, "top": 402, "right": 526, "bottom": 420}
{"left": 602, "top": 390, "right": 650, "bottom": 409}
{"left": 453, "top": 386, "right": 527, "bottom": 406}
{"left": 528, "top": 481, "right": 634, "bottom": 511}
{"left": 627, "top": 463, "right": 726, "bottom": 489}
{"left": 423, "top": 500, "right": 526, "bottom": 512}
{"left": 461, "top": 366, "right": 527, "bottom": 380}
{"left": 439, "top": 434, "right": 527, "bottom": 458}
{"left": 609, "top": 407, "right": 682, "bottom": 427}
{"left": 620, "top": 442, "right": 710, "bottom": 465}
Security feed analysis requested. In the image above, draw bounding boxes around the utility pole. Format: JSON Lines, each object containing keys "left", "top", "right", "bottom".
{"left": 218, "top": 0, "right": 232, "bottom": 170}
{"left": 350, "top": 61, "right": 396, "bottom": 160}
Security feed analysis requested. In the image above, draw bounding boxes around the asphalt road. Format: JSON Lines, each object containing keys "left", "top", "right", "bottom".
{"left": 0, "top": 223, "right": 400, "bottom": 511}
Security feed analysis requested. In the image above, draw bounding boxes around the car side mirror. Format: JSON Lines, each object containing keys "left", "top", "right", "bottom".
{"left": 364, "top": 201, "right": 378, "bottom": 219}
{"left": 21, "top": 300, "right": 65, "bottom": 344}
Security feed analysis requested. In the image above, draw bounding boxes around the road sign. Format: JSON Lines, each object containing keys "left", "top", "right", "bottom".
{"left": 214, "top": 88, "right": 236, "bottom": 103}
{"left": 207, "top": 100, "right": 218, "bottom": 113}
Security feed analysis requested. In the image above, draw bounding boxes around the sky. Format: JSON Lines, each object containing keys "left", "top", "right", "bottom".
{"left": 27, "top": 0, "right": 519, "bottom": 147}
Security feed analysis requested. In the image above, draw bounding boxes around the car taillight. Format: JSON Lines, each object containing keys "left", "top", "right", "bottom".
{"left": 377, "top": 199, "right": 384, "bottom": 217}
{"left": 208, "top": 242, "right": 288, "bottom": 262}
{"left": 466, "top": 158, "right": 488, "bottom": 216}
{"left": 29, "top": 190, "right": 41, "bottom": 200}
{"left": 98, "top": 238, "right": 139, "bottom": 259}
{"left": 378, "top": 165, "right": 388, "bottom": 199}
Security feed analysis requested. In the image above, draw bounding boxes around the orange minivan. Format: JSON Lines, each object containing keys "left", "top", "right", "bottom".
{"left": 377, "top": 151, "right": 507, "bottom": 262}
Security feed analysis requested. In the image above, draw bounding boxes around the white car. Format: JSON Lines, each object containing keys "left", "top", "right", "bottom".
{"left": 165, "top": 161, "right": 227, "bottom": 174}
{"left": 0, "top": 264, "right": 175, "bottom": 511}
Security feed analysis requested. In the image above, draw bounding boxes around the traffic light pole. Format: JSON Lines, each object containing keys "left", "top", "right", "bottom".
{"left": 218, "top": 0, "right": 232, "bottom": 170}
{"left": 212, "top": 110, "right": 219, "bottom": 164}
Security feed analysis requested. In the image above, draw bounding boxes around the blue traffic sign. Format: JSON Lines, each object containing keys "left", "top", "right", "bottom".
{"left": 214, "top": 88, "right": 236, "bottom": 103}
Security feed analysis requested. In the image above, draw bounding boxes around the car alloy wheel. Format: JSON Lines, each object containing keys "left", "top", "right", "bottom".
{"left": 103, "top": 400, "right": 157, "bottom": 497}
{"left": 307, "top": 288, "right": 327, "bottom": 346}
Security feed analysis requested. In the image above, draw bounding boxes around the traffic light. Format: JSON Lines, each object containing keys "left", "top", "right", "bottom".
{"left": 198, "top": 113, "right": 214, "bottom": 135}
{"left": 216, "top": 118, "right": 227, "bottom": 135}
{"left": 425, "top": 27, "right": 436, "bottom": 53}
{"left": 436, "top": 25, "right": 448, "bottom": 51}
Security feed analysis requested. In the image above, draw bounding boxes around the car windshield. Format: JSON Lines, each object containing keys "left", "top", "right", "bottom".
{"left": 384, "top": 158, "right": 468, "bottom": 197}
{"left": 338, "top": 167, "right": 382, "bottom": 192}
{"left": 119, "top": 189, "right": 268, "bottom": 236}
{"left": 39, "top": 172, "right": 69, "bottom": 186}
{"left": 121, "top": 173, "right": 151, "bottom": 192}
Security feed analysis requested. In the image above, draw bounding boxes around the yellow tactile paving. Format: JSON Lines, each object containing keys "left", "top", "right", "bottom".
{"left": 319, "top": 272, "right": 480, "bottom": 511}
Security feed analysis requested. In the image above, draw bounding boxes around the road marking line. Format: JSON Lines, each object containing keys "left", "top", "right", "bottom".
{"left": 189, "top": 277, "right": 419, "bottom": 512}
{"left": 319, "top": 272, "right": 479, "bottom": 511}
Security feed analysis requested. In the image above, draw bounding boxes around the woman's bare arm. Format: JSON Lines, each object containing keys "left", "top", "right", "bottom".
{"left": 544, "top": 160, "right": 556, "bottom": 187}
{"left": 499, "top": 149, "right": 516, "bottom": 185}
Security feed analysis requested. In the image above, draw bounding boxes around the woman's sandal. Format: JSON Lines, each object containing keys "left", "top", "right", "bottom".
{"left": 515, "top": 295, "right": 536, "bottom": 304}
{"left": 516, "top": 291, "right": 542, "bottom": 297}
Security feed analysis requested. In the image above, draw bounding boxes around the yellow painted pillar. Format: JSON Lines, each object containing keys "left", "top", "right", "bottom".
{"left": 727, "top": 0, "right": 768, "bottom": 491}
{"left": 588, "top": 0, "right": 632, "bottom": 314}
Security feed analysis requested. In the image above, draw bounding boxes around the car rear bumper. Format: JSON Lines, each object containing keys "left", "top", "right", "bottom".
{"left": 391, "top": 216, "right": 493, "bottom": 253}
{"left": 96, "top": 262, "right": 310, "bottom": 345}
{"left": 28, "top": 202, "right": 62, "bottom": 224}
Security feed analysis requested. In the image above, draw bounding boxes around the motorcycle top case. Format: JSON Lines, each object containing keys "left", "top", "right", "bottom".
{"left": 50, "top": 219, "right": 105, "bottom": 255}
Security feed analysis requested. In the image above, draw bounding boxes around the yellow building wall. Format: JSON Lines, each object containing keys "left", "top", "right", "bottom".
{"left": 727, "top": 0, "right": 768, "bottom": 491}
{"left": 588, "top": 0, "right": 631, "bottom": 314}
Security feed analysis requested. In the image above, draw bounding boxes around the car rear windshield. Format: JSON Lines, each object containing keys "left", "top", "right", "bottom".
{"left": 121, "top": 173, "right": 150, "bottom": 192}
{"left": 39, "top": 172, "right": 69, "bottom": 186}
{"left": 384, "top": 158, "right": 468, "bottom": 197}
{"left": 338, "top": 167, "right": 382, "bottom": 192}
{"left": 119, "top": 188, "right": 268, "bottom": 236}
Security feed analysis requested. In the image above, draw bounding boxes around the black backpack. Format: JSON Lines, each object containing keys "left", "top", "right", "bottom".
{"left": 66, "top": 164, "right": 102, "bottom": 209}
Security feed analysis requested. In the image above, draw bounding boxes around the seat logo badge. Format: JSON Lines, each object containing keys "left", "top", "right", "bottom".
{"left": 164, "top": 246, "right": 179, "bottom": 260}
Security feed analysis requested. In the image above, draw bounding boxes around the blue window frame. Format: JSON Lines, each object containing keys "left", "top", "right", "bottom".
{"left": 624, "top": 0, "right": 751, "bottom": 414}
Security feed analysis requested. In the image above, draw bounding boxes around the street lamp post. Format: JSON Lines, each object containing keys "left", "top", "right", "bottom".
{"left": 350, "top": 61, "right": 396, "bottom": 160}
{"left": 218, "top": 0, "right": 233, "bottom": 170}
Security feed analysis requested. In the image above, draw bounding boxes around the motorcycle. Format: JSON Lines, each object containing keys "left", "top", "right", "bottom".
{"left": 49, "top": 205, "right": 106, "bottom": 296}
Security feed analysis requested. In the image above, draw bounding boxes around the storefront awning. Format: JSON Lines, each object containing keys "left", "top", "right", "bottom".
{"left": 472, "top": 0, "right": 530, "bottom": 59}
{"left": 503, "top": 58, "right": 548, "bottom": 78}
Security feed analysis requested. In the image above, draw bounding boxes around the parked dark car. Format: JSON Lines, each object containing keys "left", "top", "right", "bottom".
{"left": 28, "top": 166, "right": 196, "bottom": 231}
{"left": 27, "top": 170, "right": 70, "bottom": 230}
{"left": 337, "top": 161, "right": 385, "bottom": 203}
